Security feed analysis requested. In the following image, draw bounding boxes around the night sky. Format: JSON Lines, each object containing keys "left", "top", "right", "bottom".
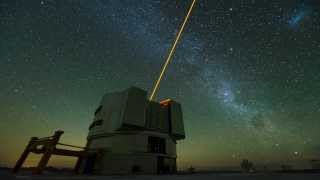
{"left": 1, "top": 0, "right": 320, "bottom": 170}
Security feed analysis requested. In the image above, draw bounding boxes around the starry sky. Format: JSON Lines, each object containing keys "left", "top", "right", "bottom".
{"left": 1, "top": 0, "right": 320, "bottom": 170}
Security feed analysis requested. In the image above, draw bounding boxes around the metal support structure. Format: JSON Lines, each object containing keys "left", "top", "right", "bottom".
{"left": 12, "top": 130, "right": 89, "bottom": 175}
{"left": 12, "top": 137, "right": 38, "bottom": 173}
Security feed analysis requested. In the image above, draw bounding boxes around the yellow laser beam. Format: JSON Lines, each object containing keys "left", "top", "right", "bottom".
{"left": 149, "top": 0, "right": 197, "bottom": 101}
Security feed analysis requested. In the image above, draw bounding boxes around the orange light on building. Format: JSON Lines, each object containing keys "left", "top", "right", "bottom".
{"left": 160, "top": 99, "right": 172, "bottom": 106}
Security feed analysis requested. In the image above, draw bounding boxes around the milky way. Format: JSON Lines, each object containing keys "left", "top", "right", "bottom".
{"left": 0, "top": 0, "right": 320, "bottom": 169}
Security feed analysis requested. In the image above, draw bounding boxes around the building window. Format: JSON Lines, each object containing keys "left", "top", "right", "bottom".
{"left": 148, "top": 136, "right": 166, "bottom": 154}
{"left": 94, "top": 105, "right": 103, "bottom": 115}
{"left": 89, "top": 119, "right": 103, "bottom": 130}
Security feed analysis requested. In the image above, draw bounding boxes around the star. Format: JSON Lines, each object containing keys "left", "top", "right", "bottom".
{"left": 0, "top": 0, "right": 319, "bottom": 170}
{"left": 13, "top": 89, "right": 19, "bottom": 93}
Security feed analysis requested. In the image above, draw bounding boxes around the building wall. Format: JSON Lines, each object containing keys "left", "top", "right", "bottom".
{"left": 84, "top": 131, "right": 176, "bottom": 175}
{"left": 170, "top": 102, "right": 185, "bottom": 139}
{"left": 88, "top": 131, "right": 177, "bottom": 156}
{"left": 92, "top": 152, "right": 158, "bottom": 174}
{"left": 312, "top": 162, "right": 320, "bottom": 170}
{"left": 88, "top": 86, "right": 185, "bottom": 139}
{"left": 82, "top": 87, "right": 184, "bottom": 175}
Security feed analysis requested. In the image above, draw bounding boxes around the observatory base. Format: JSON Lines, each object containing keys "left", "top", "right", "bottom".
{"left": 79, "top": 131, "right": 177, "bottom": 175}
{"left": 78, "top": 87, "right": 185, "bottom": 175}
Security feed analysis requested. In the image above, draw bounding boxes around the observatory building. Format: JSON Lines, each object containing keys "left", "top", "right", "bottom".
{"left": 78, "top": 87, "right": 185, "bottom": 175}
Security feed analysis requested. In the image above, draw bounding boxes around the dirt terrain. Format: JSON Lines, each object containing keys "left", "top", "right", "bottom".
{"left": 1, "top": 170, "right": 320, "bottom": 180}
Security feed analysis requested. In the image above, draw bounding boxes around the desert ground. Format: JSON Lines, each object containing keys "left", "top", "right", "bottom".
{"left": 1, "top": 171, "right": 320, "bottom": 180}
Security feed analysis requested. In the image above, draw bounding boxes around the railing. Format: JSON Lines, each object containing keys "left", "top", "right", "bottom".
{"left": 12, "top": 130, "right": 90, "bottom": 175}
{"left": 57, "top": 142, "right": 85, "bottom": 149}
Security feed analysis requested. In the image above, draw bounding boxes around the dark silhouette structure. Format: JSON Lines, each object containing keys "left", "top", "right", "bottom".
{"left": 241, "top": 159, "right": 254, "bottom": 173}
{"left": 281, "top": 164, "right": 293, "bottom": 171}
{"left": 311, "top": 160, "right": 320, "bottom": 170}
{"left": 77, "top": 87, "right": 185, "bottom": 175}
{"left": 12, "top": 130, "right": 90, "bottom": 174}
